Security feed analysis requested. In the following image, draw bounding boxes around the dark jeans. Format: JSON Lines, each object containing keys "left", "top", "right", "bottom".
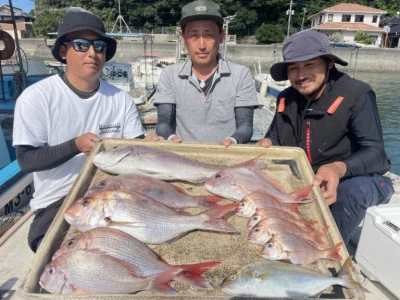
{"left": 330, "top": 174, "right": 394, "bottom": 248}
{"left": 28, "top": 197, "right": 65, "bottom": 253}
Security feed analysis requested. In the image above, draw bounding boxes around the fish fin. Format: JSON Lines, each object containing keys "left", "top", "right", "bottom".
{"left": 146, "top": 269, "right": 180, "bottom": 295}
{"left": 323, "top": 242, "right": 344, "bottom": 262}
{"left": 201, "top": 203, "right": 240, "bottom": 233}
{"left": 230, "top": 155, "right": 266, "bottom": 171}
{"left": 309, "top": 226, "right": 329, "bottom": 248}
{"left": 289, "top": 184, "right": 314, "bottom": 202}
{"left": 196, "top": 195, "right": 225, "bottom": 210}
{"left": 303, "top": 219, "right": 319, "bottom": 229}
{"left": 174, "top": 261, "right": 220, "bottom": 289}
{"left": 285, "top": 203, "right": 301, "bottom": 214}
{"left": 337, "top": 256, "right": 369, "bottom": 293}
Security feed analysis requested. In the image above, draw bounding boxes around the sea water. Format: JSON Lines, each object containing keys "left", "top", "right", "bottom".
{"left": 356, "top": 72, "right": 400, "bottom": 175}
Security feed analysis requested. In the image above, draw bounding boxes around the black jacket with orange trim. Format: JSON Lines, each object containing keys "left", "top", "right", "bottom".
{"left": 266, "top": 68, "right": 391, "bottom": 177}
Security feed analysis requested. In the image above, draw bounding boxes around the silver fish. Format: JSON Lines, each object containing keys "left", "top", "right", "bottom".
{"left": 64, "top": 190, "right": 240, "bottom": 244}
{"left": 220, "top": 257, "right": 368, "bottom": 298}
{"left": 40, "top": 249, "right": 182, "bottom": 295}
{"left": 93, "top": 145, "right": 265, "bottom": 183}
{"left": 53, "top": 227, "right": 219, "bottom": 289}
{"left": 85, "top": 174, "right": 224, "bottom": 210}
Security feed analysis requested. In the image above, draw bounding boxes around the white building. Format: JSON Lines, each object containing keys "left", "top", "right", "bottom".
{"left": 308, "top": 3, "right": 387, "bottom": 46}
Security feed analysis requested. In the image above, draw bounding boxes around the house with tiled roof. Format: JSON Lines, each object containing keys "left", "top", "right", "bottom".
{"left": 0, "top": 5, "right": 35, "bottom": 39}
{"left": 308, "top": 3, "right": 387, "bottom": 46}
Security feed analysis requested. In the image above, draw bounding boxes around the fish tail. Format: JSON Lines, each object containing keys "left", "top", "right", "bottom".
{"left": 310, "top": 226, "right": 329, "bottom": 247}
{"left": 174, "top": 261, "right": 220, "bottom": 289}
{"left": 148, "top": 269, "right": 180, "bottom": 295}
{"left": 323, "top": 241, "right": 344, "bottom": 262}
{"left": 290, "top": 184, "right": 314, "bottom": 201}
{"left": 196, "top": 195, "right": 225, "bottom": 210}
{"left": 202, "top": 203, "right": 240, "bottom": 233}
{"left": 337, "top": 256, "right": 370, "bottom": 293}
{"left": 286, "top": 203, "right": 301, "bottom": 214}
{"left": 304, "top": 219, "right": 319, "bottom": 229}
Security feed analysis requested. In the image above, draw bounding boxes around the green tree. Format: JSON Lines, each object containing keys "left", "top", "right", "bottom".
{"left": 255, "top": 23, "right": 285, "bottom": 44}
{"left": 354, "top": 30, "right": 376, "bottom": 44}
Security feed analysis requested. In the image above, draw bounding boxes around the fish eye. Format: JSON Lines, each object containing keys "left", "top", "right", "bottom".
{"left": 230, "top": 275, "right": 236, "bottom": 280}
{"left": 82, "top": 198, "right": 91, "bottom": 206}
{"left": 48, "top": 265, "right": 56, "bottom": 275}
{"left": 254, "top": 228, "right": 260, "bottom": 232}
{"left": 215, "top": 174, "right": 221, "bottom": 178}
{"left": 266, "top": 242, "right": 273, "bottom": 248}
{"left": 96, "top": 181, "right": 106, "bottom": 188}
{"left": 252, "top": 216, "right": 259, "bottom": 221}
{"left": 240, "top": 202, "right": 245, "bottom": 207}
{"left": 67, "top": 237, "right": 77, "bottom": 247}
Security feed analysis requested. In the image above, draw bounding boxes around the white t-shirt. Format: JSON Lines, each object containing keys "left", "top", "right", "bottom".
{"left": 13, "top": 75, "right": 145, "bottom": 211}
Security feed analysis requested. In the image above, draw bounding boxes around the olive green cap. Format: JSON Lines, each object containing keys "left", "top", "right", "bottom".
{"left": 180, "top": 0, "right": 223, "bottom": 27}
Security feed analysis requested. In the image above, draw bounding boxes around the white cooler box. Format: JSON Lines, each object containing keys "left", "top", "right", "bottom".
{"left": 355, "top": 203, "right": 400, "bottom": 298}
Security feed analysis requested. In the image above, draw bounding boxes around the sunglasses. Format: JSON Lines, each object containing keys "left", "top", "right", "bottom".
{"left": 64, "top": 38, "right": 107, "bottom": 53}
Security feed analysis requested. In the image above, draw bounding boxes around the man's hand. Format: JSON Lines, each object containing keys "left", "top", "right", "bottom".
{"left": 313, "top": 162, "right": 347, "bottom": 206}
{"left": 255, "top": 138, "right": 272, "bottom": 148}
{"left": 144, "top": 133, "right": 165, "bottom": 141}
{"left": 220, "top": 137, "right": 235, "bottom": 148}
{"left": 75, "top": 133, "right": 101, "bottom": 156}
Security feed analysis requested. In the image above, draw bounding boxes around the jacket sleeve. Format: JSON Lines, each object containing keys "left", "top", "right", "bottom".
{"left": 343, "top": 91, "right": 391, "bottom": 176}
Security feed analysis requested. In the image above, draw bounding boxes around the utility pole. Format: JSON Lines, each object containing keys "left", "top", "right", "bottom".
{"left": 286, "top": 0, "right": 294, "bottom": 39}
{"left": 301, "top": 8, "right": 307, "bottom": 31}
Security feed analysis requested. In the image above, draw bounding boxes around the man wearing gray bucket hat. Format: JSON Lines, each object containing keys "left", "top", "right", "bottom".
{"left": 13, "top": 7, "right": 145, "bottom": 253}
{"left": 153, "top": 0, "right": 258, "bottom": 146}
{"left": 257, "top": 30, "right": 393, "bottom": 253}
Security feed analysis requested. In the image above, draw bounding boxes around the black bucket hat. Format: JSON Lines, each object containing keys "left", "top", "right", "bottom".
{"left": 180, "top": 0, "right": 224, "bottom": 27}
{"left": 270, "top": 30, "right": 348, "bottom": 81}
{"left": 52, "top": 7, "right": 117, "bottom": 64}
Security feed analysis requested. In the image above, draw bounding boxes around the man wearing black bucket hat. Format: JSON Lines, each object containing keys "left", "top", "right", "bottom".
{"left": 256, "top": 30, "right": 394, "bottom": 252}
{"left": 152, "top": 0, "right": 258, "bottom": 146}
{"left": 13, "top": 8, "right": 145, "bottom": 252}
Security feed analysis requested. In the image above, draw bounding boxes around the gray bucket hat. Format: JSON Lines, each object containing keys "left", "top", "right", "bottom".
{"left": 52, "top": 7, "right": 117, "bottom": 64}
{"left": 270, "top": 30, "right": 348, "bottom": 81}
{"left": 180, "top": 0, "right": 224, "bottom": 27}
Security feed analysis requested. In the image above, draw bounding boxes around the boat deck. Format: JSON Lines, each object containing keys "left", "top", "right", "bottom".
{"left": 0, "top": 177, "right": 399, "bottom": 299}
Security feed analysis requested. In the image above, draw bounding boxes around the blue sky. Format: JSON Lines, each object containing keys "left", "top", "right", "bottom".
{"left": 0, "top": 0, "right": 35, "bottom": 14}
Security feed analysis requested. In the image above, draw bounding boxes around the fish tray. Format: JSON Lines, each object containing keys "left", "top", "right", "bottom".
{"left": 20, "top": 138, "right": 363, "bottom": 299}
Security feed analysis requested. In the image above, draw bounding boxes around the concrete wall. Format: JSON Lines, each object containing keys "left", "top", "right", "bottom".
{"left": 16, "top": 38, "right": 400, "bottom": 73}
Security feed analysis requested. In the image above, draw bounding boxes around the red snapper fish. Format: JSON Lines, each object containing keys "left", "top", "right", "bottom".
{"left": 205, "top": 165, "right": 314, "bottom": 202}
{"left": 40, "top": 249, "right": 183, "bottom": 295}
{"left": 247, "top": 217, "right": 328, "bottom": 247}
{"left": 53, "top": 227, "right": 219, "bottom": 289}
{"left": 247, "top": 207, "right": 318, "bottom": 231}
{"left": 261, "top": 232, "right": 343, "bottom": 265}
{"left": 85, "top": 174, "right": 224, "bottom": 211}
{"left": 64, "top": 190, "right": 240, "bottom": 244}
{"left": 236, "top": 192, "right": 302, "bottom": 218}
{"left": 92, "top": 145, "right": 264, "bottom": 183}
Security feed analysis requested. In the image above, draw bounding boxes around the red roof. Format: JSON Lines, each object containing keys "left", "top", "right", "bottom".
{"left": 324, "top": 3, "right": 386, "bottom": 14}
{"left": 315, "top": 22, "right": 384, "bottom": 32}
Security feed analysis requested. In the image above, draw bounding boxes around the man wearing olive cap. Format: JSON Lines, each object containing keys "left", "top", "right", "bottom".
{"left": 153, "top": 0, "right": 258, "bottom": 147}
{"left": 257, "top": 30, "right": 394, "bottom": 252}
{"left": 13, "top": 8, "right": 145, "bottom": 252}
